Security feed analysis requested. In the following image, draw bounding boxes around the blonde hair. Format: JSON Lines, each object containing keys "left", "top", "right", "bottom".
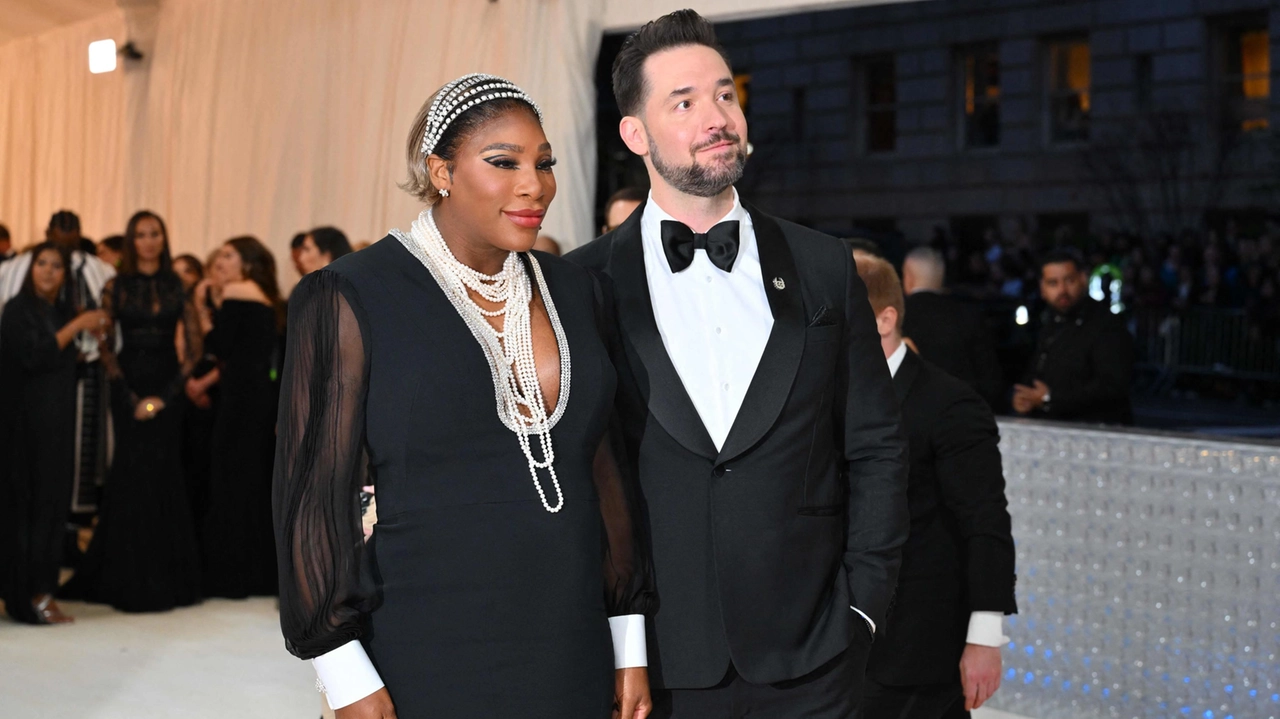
{"left": 854, "top": 252, "right": 905, "bottom": 331}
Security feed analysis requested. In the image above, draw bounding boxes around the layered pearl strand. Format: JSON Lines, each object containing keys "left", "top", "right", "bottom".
{"left": 393, "top": 208, "right": 571, "bottom": 513}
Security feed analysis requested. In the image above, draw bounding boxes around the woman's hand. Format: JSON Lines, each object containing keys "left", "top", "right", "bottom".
{"left": 73, "top": 309, "right": 111, "bottom": 334}
{"left": 334, "top": 688, "right": 396, "bottom": 719}
{"left": 134, "top": 397, "right": 165, "bottom": 421}
{"left": 614, "top": 667, "right": 652, "bottom": 719}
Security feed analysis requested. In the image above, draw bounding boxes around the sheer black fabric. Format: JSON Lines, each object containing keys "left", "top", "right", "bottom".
{"left": 61, "top": 272, "right": 203, "bottom": 612}
{"left": 272, "top": 242, "right": 655, "bottom": 716}
{"left": 0, "top": 294, "right": 78, "bottom": 622}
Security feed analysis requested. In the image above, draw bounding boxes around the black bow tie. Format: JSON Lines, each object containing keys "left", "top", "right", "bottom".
{"left": 661, "top": 220, "right": 740, "bottom": 274}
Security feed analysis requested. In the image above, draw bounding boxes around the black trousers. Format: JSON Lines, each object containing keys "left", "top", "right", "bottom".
{"left": 858, "top": 679, "right": 969, "bottom": 719}
{"left": 652, "top": 644, "right": 868, "bottom": 719}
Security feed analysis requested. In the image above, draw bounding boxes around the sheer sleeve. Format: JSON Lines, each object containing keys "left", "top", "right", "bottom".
{"left": 272, "top": 269, "right": 372, "bottom": 660}
{"left": 97, "top": 278, "right": 124, "bottom": 385}
{"left": 588, "top": 272, "right": 657, "bottom": 620}
{"left": 160, "top": 287, "right": 205, "bottom": 403}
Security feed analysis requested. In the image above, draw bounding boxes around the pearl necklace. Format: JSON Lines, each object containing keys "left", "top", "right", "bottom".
{"left": 393, "top": 208, "right": 571, "bottom": 513}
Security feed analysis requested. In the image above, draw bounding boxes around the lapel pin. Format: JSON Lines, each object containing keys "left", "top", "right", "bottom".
{"left": 772, "top": 277, "right": 786, "bottom": 290}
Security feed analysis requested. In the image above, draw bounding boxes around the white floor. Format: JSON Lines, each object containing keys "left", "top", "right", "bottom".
{"left": 0, "top": 597, "right": 1035, "bottom": 719}
{"left": 0, "top": 598, "right": 319, "bottom": 719}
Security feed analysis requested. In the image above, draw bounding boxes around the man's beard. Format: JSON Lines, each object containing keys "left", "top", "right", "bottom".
{"left": 647, "top": 128, "right": 747, "bottom": 198}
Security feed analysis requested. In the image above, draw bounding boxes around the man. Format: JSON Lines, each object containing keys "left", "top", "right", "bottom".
{"left": 1013, "top": 249, "right": 1134, "bottom": 424}
{"left": 0, "top": 210, "right": 116, "bottom": 515}
{"left": 97, "top": 235, "right": 124, "bottom": 269}
{"left": 602, "top": 186, "right": 646, "bottom": 233}
{"left": 567, "top": 11, "right": 908, "bottom": 718}
{"left": 0, "top": 223, "right": 14, "bottom": 262}
{"left": 901, "top": 247, "right": 1005, "bottom": 411}
{"left": 289, "top": 231, "right": 308, "bottom": 277}
{"left": 854, "top": 253, "right": 1017, "bottom": 719}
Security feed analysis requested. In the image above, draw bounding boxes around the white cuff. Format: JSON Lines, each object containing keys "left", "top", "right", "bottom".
{"left": 966, "top": 611, "right": 1009, "bottom": 647}
{"left": 850, "top": 606, "right": 876, "bottom": 635}
{"left": 311, "top": 640, "right": 385, "bottom": 710}
{"left": 609, "top": 614, "right": 648, "bottom": 668}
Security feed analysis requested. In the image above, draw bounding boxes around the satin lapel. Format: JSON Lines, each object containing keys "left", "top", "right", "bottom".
{"left": 892, "top": 348, "right": 921, "bottom": 405}
{"left": 608, "top": 206, "right": 719, "bottom": 460}
{"left": 715, "top": 205, "right": 806, "bottom": 465}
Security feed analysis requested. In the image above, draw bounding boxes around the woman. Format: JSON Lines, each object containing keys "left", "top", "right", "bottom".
{"left": 172, "top": 254, "right": 204, "bottom": 293}
{"left": 0, "top": 243, "right": 109, "bottom": 624}
{"left": 273, "top": 74, "right": 654, "bottom": 719}
{"left": 295, "top": 226, "right": 353, "bottom": 276}
{"left": 194, "top": 236, "right": 282, "bottom": 598}
{"left": 61, "top": 211, "right": 203, "bottom": 612}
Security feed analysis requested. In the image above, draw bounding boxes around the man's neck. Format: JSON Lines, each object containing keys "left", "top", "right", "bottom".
{"left": 881, "top": 333, "right": 903, "bottom": 360}
{"left": 648, "top": 182, "right": 736, "bottom": 234}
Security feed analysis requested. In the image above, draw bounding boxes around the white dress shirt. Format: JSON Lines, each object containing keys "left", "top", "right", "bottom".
{"left": 886, "top": 340, "right": 1008, "bottom": 648}
{"left": 640, "top": 190, "right": 772, "bottom": 451}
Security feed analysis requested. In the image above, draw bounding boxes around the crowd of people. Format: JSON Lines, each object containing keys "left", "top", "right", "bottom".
{"left": 0, "top": 209, "right": 358, "bottom": 624}
{"left": 933, "top": 221, "right": 1280, "bottom": 333}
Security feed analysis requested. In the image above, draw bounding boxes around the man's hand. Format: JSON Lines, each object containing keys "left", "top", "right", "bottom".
{"left": 1011, "top": 380, "right": 1050, "bottom": 414}
{"left": 334, "top": 688, "right": 396, "bottom": 719}
{"left": 959, "top": 643, "right": 1002, "bottom": 711}
{"left": 614, "top": 667, "right": 652, "bottom": 719}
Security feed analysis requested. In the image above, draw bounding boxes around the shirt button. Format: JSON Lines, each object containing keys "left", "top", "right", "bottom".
{"left": 704, "top": 275, "right": 712, "bottom": 284}
{"left": 715, "top": 327, "right": 722, "bottom": 335}
{"left": 722, "top": 383, "right": 730, "bottom": 392}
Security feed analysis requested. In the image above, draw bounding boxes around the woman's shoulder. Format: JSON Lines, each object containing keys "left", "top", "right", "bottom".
{"left": 221, "top": 280, "right": 271, "bottom": 305}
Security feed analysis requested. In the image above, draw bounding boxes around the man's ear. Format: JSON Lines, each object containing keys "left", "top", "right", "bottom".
{"left": 875, "top": 306, "right": 898, "bottom": 337}
{"left": 619, "top": 116, "right": 649, "bottom": 158}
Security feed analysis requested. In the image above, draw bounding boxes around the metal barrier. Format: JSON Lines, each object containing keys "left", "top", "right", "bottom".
{"left": 1135, "top": 308, "right": 1280, "bottom": 383}
{"left": 989, "top": 419, "right": 1280, "bottom": 719}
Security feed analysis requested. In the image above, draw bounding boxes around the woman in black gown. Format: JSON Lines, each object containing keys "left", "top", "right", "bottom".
{"left": 61, "top": 211, "right": 203, "bottom": 612}
{"left": 0, "top": 243, "right": 109, "bottom": 624}
{"left": 273, "top": 75, "right": 655, "bottom": 719}
{"left": 196, "top": 236, "right": 282, "bottom": 598}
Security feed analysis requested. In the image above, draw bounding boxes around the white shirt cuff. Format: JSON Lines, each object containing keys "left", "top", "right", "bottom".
{"left": 609, "top": 614, "right": 648, "bottom": 668}
{"left": 311, "top": 640, "right": 385, "bottom": 710}
{"left": 850, "top": 606, "right": 876, "bottom": 635}
{"left": 966, "top": 611, "right": 1009, "bottom": 647}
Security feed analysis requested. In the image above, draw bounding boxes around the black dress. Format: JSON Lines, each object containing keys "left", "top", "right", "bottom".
{"left": 61, "top": 272, "right": 203, "bottom": 612}
{"left": 273, "top": 238, "right": 655, "bottom": 718}
{"left": 0, "top": 293, "right": 78, "bottom": 623}
{"left": 202, "top": 298, "right": 281, "bottom": 597}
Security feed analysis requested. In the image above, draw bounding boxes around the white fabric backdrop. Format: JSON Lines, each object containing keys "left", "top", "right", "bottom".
{"left": 1, "top": 0, "right": 603, "bottom": 285}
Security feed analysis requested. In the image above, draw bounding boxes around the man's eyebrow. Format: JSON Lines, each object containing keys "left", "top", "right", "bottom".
{"left": 667, "top": 86, "right": 695, "bottom": 99}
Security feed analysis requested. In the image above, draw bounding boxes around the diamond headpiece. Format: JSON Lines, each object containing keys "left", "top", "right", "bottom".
{"left": 420, "top": 73, "right": 544, "bottom": 157}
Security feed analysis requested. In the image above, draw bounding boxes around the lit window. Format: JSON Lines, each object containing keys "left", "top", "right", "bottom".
{"left": 960, "top": 44, "right": 1001, "bottom": 148}
{"left": 1047, "top": 38, "right": 1090, "bottom": 144}
{"left": 1223, "top": 26, "right": 1270, "bottom": 132}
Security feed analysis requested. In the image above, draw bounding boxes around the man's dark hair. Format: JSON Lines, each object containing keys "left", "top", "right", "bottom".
{"left": 48, "top": 210, "right": 81, "bottom": 233}
{"left": 605, "top": 186, "right": 648, "bottom": 213}
{"left": 1039, "top": 247, "right": 1085, "bottom": 275}
{"left": 290, "top": 232, "right": 307, "bottom": 250}
{"left": 612, "top": 9, "right": 733, "bottom": 118}
{"left": 101, "top": 235, "right": 124, "bottom": 253}
{"left": 308, "top": 226, "right": 353, "bottom": 262}
{"left": 0, "top": 223, "right": 10, "bottom": 242}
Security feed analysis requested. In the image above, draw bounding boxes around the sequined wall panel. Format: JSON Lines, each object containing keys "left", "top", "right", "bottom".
{"left": 989, "top": 421, "right": 1280, "bottom": 719}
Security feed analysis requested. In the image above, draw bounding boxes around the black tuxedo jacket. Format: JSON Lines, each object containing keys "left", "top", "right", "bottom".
{"left": 902, "top": 291, "right": 1005, "bottom": 412}
{"left": 567, "top": 200, "right": 908, "bottom": 689}
{"left": 866, "top": 349, "right": 1017, "bottom": 686}
{"left": 1022, "top": 297, "right": 1134, "bottom": 425}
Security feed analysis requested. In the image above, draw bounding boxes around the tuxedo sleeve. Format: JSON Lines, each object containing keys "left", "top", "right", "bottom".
{"left": 837, "top": 251, "right": 909, "bottom": 632}
{"left": 931, "top": 389, "right": 1017, "bottom": 614}
{"left": 1045, "top": 320, "right": 1134, "bottom": 420}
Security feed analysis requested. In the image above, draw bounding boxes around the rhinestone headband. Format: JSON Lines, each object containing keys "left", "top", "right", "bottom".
{"left": 420, "top": 73, "right": 544, "bottom": 157}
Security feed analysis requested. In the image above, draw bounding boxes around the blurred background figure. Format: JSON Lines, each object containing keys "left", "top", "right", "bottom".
{"left": 172, "top": 254, "right": 204, "bottom": 293}
{"left": 533, "top": 233, "right": 562, "bottom": 255}
{"left": 856, "top": 254, "right": 1017, "bottom": 719}
{"left": 0, "top": 242, "right": 109, "bottom": 624}
{"left": 191, "top": 236, "right": 282, "bottom": 598}
{"left": 0, "top": 223, "right": 14, "bottom": 262}
{"left": 96, "top": 235, "right": 124, "bottom": 269}
{"left": 600, "top": 186, "right": 645, "bottom": 234}
{"left": 901, "top": 247, "right": 1005, "bottom": 412}
{"left": 288, "top": 232, "right": 307, "bottom": 277}
{"left": 295, "top": 226, "right": 353, "bottom": 276}
{"left": 1013, "top": 249, "right": 1134, "bottom": 424}
{"left": 62, "top": 211, "right": 203, "bottom": 613}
